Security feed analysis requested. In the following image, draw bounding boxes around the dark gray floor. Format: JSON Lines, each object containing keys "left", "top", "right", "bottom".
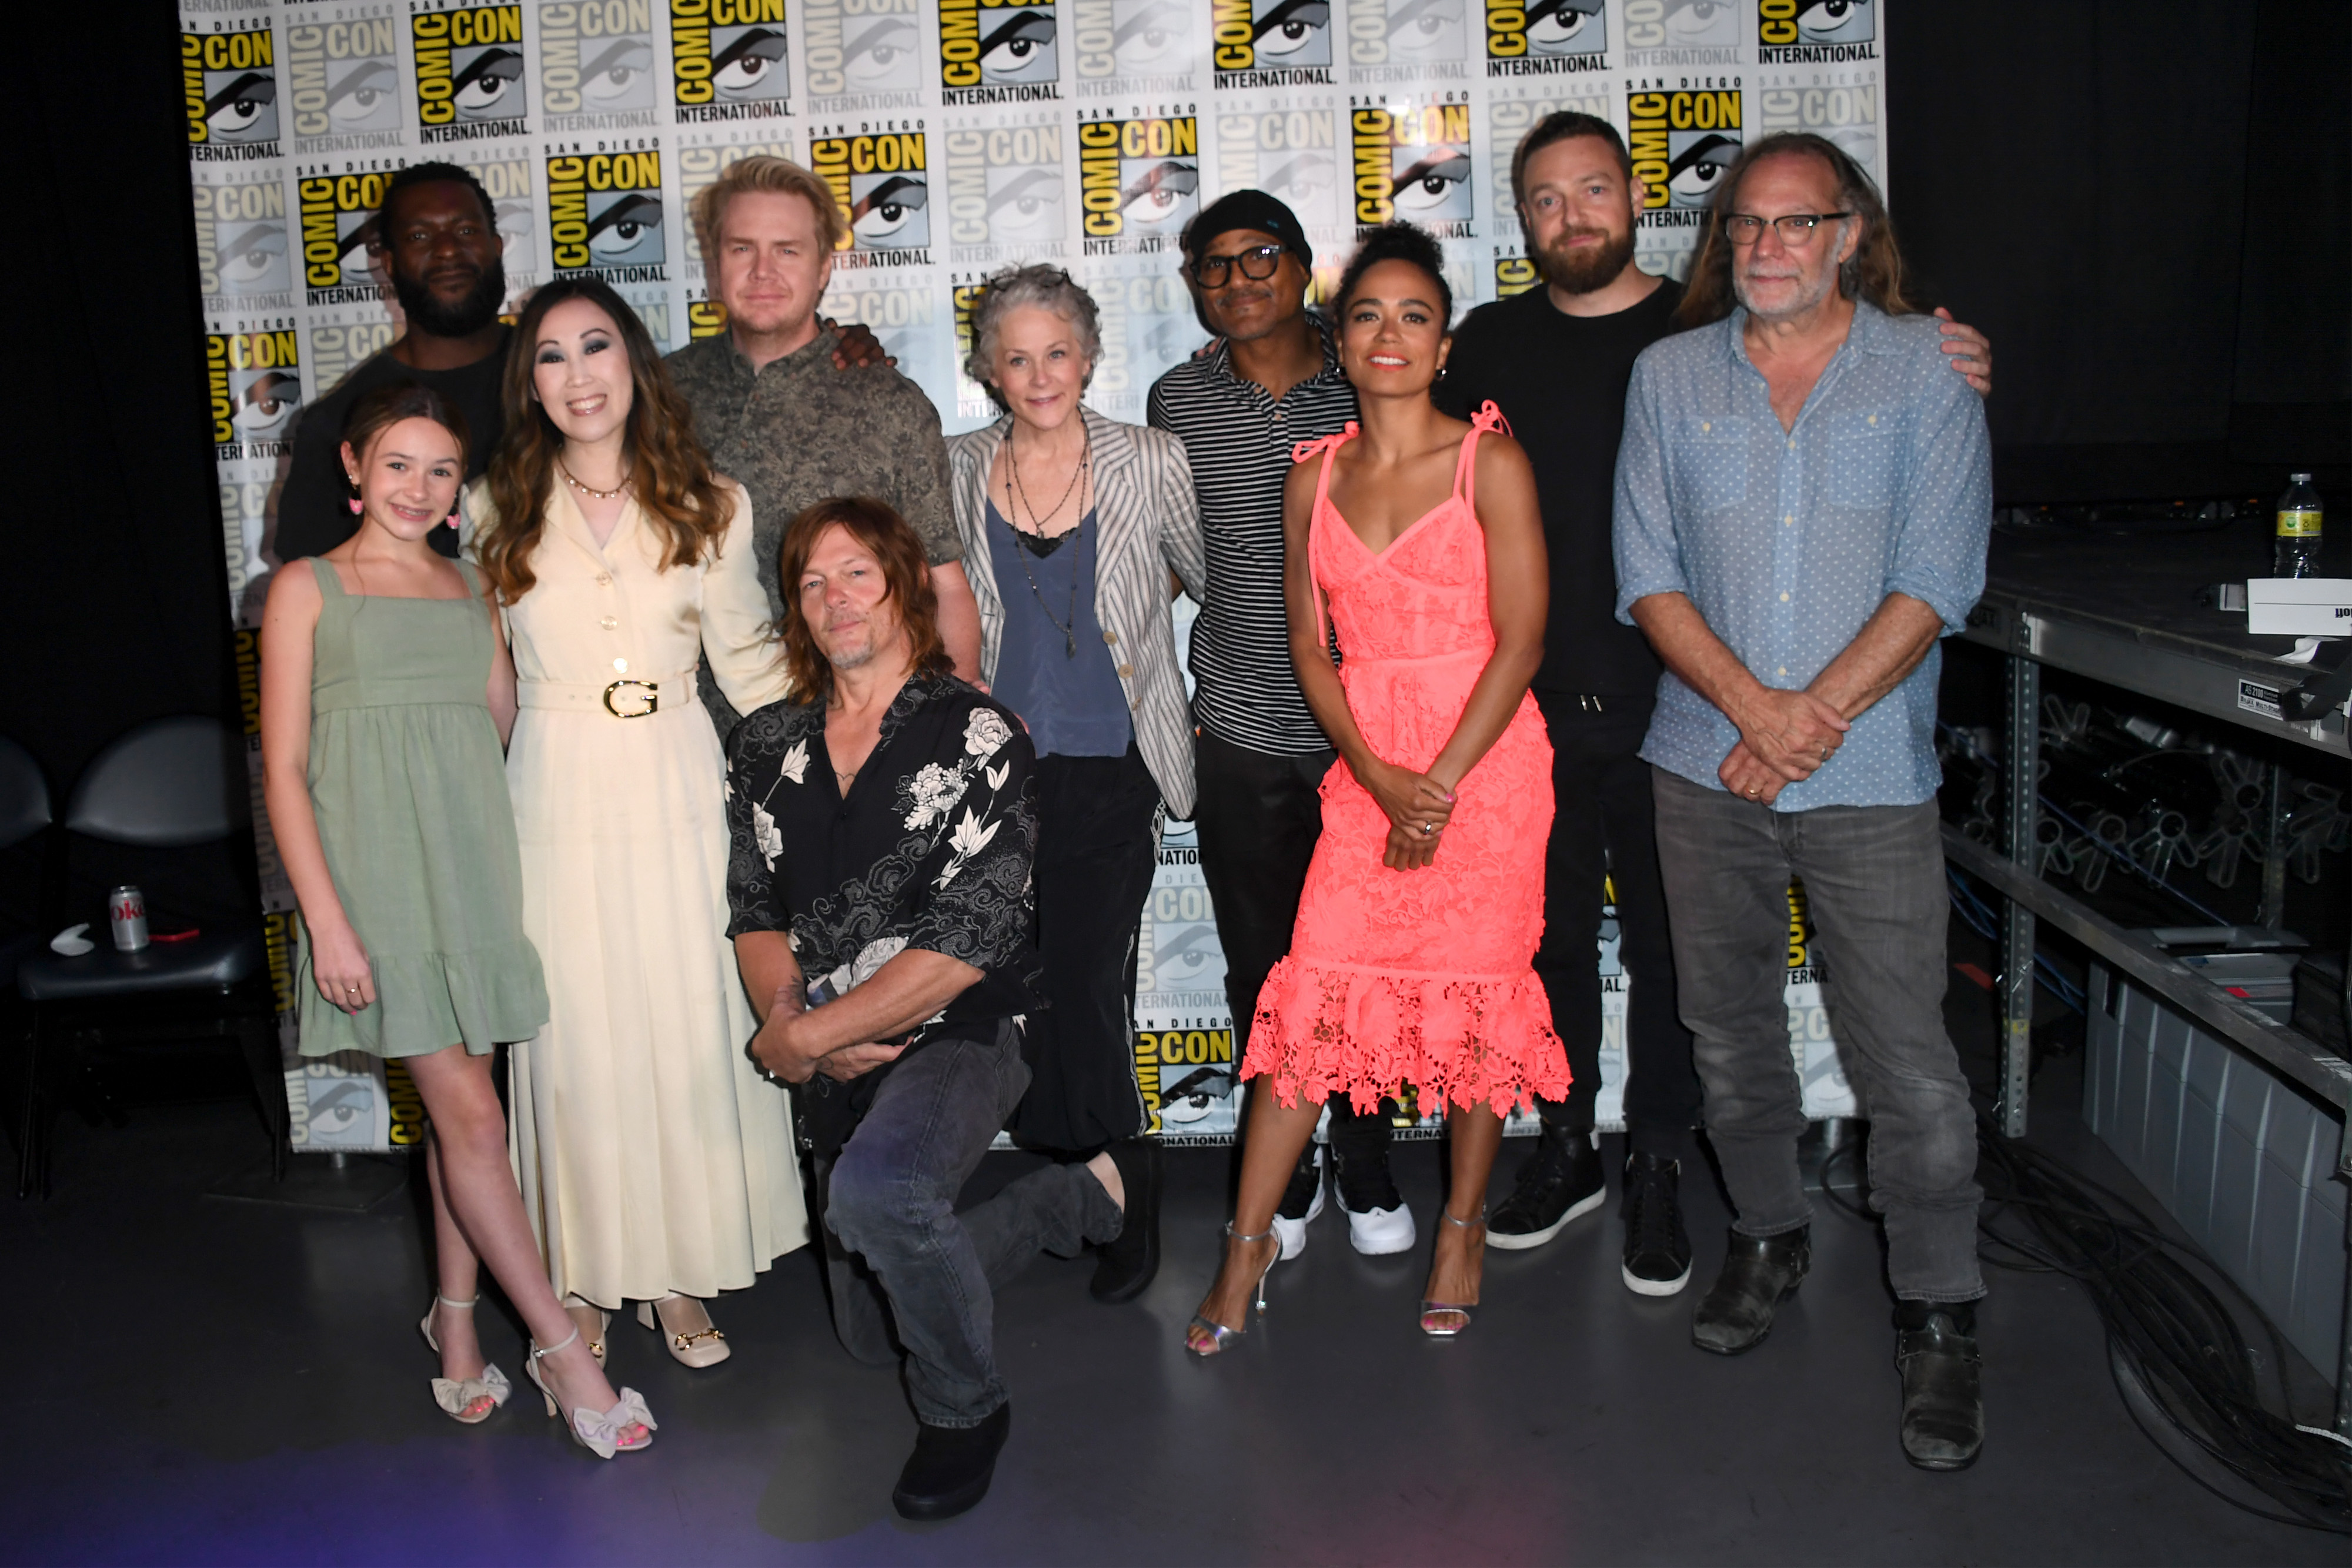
{"left": 3, "top": 952, "right": 2343, "bottom": 1564}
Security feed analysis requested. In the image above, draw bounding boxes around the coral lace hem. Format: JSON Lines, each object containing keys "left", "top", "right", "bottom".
{"left": 1248, "top": 957, "right": 1569, "bottom": 1117}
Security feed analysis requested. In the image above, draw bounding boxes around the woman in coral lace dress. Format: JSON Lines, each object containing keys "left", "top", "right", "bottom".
{"left": 1187, "top": 223, "right": 1569, "bottom": 1352}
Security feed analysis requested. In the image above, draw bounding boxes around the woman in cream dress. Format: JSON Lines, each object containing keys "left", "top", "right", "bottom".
{"left": 469, "top": 276, "right": 805, "bottom": 1370}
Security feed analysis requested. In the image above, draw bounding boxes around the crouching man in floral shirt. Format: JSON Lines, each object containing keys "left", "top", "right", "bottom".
{"left": 726, "top": 496, "right": 1140, "bottom": 1523}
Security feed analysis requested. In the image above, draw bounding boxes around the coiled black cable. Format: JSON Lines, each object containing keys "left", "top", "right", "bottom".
{"left": 1819, "top": 1125, "right": 2350, "bottom": 1531}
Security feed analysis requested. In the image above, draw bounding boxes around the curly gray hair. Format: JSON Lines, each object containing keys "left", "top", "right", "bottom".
{"left": 964, "top": 264, "right": 1102, "bottom": 405}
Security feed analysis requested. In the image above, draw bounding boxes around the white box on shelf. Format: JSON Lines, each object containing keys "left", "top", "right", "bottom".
{"left": 2245, "top": 577, "right": 2352, "bottom": 635}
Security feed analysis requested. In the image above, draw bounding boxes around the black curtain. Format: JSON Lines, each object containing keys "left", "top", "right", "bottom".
{"left": 1890, "top": 0, "right": 2352, "bottom": 504}
{"left": 0, "top": 9, "right": 251, "bottom": 930}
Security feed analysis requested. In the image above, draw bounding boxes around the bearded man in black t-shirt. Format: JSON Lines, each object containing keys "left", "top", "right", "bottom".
{"left": 1436, "top": 113, "right": 1993, "bottom": 1296}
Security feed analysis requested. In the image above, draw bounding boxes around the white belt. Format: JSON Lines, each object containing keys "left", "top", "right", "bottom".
{"left": 517, "top": 670, "right": 697, "bottom": 718}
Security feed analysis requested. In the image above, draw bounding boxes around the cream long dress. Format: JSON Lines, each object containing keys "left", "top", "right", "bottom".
{"left": 470, "top": 479, "right": 807, "bottom": 1306}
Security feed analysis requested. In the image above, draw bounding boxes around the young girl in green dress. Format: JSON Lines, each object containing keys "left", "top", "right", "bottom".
{"left": 259, "top": 383, "right": 653, "bottom": 1458}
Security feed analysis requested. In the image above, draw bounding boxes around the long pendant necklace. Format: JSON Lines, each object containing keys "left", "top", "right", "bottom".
{"left": 1004, "top": 424, "right": 1091, "bottom": 658}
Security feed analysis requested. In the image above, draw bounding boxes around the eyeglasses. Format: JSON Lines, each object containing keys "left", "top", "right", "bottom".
{"left": 1723, "top": 212, "right": 1852, "bottom": 246}
{"left": 1190, "top": 242, "right": 1286, "bottom": 287}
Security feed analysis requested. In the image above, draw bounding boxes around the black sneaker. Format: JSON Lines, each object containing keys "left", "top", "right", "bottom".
{"left": 1486, "top": 1124, "right": 1605, "bottom": 1251}
{"left": 893, "top": 1401, "right": 1012, "bottom": 1520}
{"left": 1620, "top": 1151, "right": 1693, "bottom": 1295}
{"left": 1269, "top": 1144, "right": 1324, "bottom": 1259}
{"left": 1330, "top": 1140, "right": 1415, "bottom": 1255}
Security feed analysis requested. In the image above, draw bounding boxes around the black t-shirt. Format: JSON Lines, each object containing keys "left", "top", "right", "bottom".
{"left": 1436, "top": 279, "right": 1683, "bottom": 701}
{"left": 273, "top": 329, "right": 513, "bottom": 562}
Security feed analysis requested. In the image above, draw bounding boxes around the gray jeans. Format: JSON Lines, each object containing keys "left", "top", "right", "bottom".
{"left": 1651, "top": 770, "right": 1984, "bottom": 1302}
{"left": 818, "top": 1021, "right": 1126, "bottom": 1426}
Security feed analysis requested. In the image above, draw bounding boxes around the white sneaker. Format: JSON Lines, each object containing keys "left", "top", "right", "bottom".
{"left": 1342, "top": 1194, "right": 1416, "bottom": 1255}
{"left": 1269, "top": 1148, "right": 1326, "bottom": 1261}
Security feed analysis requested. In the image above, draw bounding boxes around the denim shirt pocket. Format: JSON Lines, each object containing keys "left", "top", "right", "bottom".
{"left": 1673, "top": 415, "right": 1748, "bottom": 514}
{"left": 1824, "top": 409, "right": 1910, "bottom": 510}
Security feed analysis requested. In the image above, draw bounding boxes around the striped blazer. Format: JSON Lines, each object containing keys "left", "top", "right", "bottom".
{"left": 947, "top": 407, "right": 1208, "bottom": 817}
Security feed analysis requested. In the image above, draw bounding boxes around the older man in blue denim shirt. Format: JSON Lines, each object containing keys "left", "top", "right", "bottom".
{"left": 1613, "top": 133, "right": 1993, "bottom": 1472}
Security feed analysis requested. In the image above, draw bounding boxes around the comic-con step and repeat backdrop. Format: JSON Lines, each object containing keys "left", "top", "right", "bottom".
{"left": 187, "top": 0, "right": 1893, "bottom": 1151}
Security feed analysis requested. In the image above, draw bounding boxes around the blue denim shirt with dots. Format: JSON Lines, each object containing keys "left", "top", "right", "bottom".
{"left": 1612, "top": 301, "right": 1993, "bottom": 811}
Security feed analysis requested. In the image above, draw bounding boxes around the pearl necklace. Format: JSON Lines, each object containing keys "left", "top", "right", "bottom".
{"left": 558, "top": 460, "right": 630, "bottom": 500}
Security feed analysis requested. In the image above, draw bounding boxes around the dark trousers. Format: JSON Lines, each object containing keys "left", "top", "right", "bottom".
{"left": 1192, "top": 727, "right": 1391, "bottom": 1159}
{"left": 1008, "top": 743, "right": 1162, "bottom": 1152}
{"left": 820, "top": 1022, "right": 1127, "bottom": 1426}
{"left": 1650, "top": 771, "right": 1984, "bottom": 1302}
{"left": 1529, "top": 694, "right": 1703, "bottom": 1156}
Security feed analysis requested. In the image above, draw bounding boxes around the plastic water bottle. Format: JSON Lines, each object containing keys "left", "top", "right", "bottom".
{"left": 2273, "top": 473, "right": 2323, "bottom": 578}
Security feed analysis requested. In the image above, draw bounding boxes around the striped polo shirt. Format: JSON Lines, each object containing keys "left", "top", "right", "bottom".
{"left": 1146, "top": 317, "right": 1358, "bottom": 756}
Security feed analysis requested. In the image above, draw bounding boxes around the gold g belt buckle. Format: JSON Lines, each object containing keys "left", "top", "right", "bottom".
{"left": 602, "top": 679, "right": 660, "bottom": 718}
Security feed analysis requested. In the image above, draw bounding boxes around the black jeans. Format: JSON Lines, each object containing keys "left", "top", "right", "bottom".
{"left": 1529, "top": 693, "right": 1702, "bottom": 1156}
{"left": 1007, "top": 743, "right": 1162, "bottom": 1152}
{"left": 1650, "top": 772, "right": 1984, "bottom": 1302}
{"left": 819, "top": 1021, "right": 1127, "bottom": 1426}
{"left": 1192, "top": 727, "right": 1392, "bottom": 1161}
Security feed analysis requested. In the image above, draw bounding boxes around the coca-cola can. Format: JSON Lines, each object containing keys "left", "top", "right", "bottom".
{"left": 109, "top": 885, "right": 149, "bottom": 952}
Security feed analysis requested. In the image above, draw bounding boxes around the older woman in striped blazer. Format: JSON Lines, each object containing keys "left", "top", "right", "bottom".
{"left": 947, "top": 264, "right": 1207, "bottom": 1304}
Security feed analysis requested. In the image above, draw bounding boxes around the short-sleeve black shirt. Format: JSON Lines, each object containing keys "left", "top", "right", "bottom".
{"left": 724, "top": 670, "right": 1041, "bottom": 1031}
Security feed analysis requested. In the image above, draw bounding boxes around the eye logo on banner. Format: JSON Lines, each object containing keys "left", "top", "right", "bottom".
{"left": 297, "top": 172, "right": 394, "bottom": 305}
{"left": 1758, "top": 0, "right": 1875, "bottom": 63}
{"left": 670, "top": 0, "right": 791, "bottom": 122}
{"left": 194, "top": 178, "right": 293, "bottom": 309}
{"left": 1349, "top": 97, "right": 1472, "bottom": 233}
{"left": 547, "top": 148, "right": 669, "bottom": 279}
{"left": 1211, "top": 0, "right": 1333, "bottom": 89}
{"left": 1482, "top": 0, "right": 1608, "bottom": 76}
{"left": 413, "top": 5, "right": 529, "bottom": 142}
{"left": 1072, "top": 0, "right": 1197, "bottom": 95}
{"left": 941, "top": 0, "right": 1064, "bottom": 104}
{"left": 183, "top": 24, "right": 282, "bottom": 161}
{"left": 812, "top": 132, "right": 933, "bottom": 261}
{"left": 1078, "top": 113, "right": 1199, "bottom": 252}
{"left": 943, "top": 121, "right": 1067, "bottom": 259}
{"left": 1628, "top": 86, "right": 1739, "bottom": 224}
{"left": 540, "top": 1, "right": 659, "bottom": 132}
{"left": 1351, "top": 0, "right": 1469, "bottom": 83}
{"left": 283, "top": 19, "right": 404, "bottom": 152}
{"left": 1215, "top": 105, "right": 1338, "bottom": 228}
{"left": 208, "top": 330, "right": 304, "bottom": 459}
{"left": 803, "top": 0, "right": 923, "bottom": 105}
{"left": 1624, "top": 0, "right": 1738, "bottom": 66}
{"left": 465, "top": 154, "right": 542, "bottom": 280}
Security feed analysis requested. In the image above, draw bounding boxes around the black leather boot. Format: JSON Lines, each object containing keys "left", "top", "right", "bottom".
{"left": 1895, "top": 1300, "right": 1983, "bottom": 1470}
{"left": 1690, "top": 1226, "right": 1810, "bottom": 1355}
{"left": 893, "top": 1401, "right": 1013, "bottom": 1520}
{"left": 1090, "top": 1137, "right": 1162, "bottom": 1303}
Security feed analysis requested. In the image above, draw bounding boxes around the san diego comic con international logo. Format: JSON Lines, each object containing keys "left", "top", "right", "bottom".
{"left": 208, "top": 330, "right": 304, "bottom": 459}
{"left": 1758, "top": 76, "right": 1877, "bottom": 169}
{"left": 1757, "top": 0, "right": 1875, "bottom": 64}
{"left": 1071, "top": 0, "right": 1195, "bottom": 96}
{"left": 464, "top": 155, "right": 543, "bottom": 279}
{"left": 670, "top": 0, "right": 791, "bottom": 123}
{"left": 1623, "top": 0, "right": 1737, "bottom": 66}
{"left": 802, "top": 0, "right": 923, "bottom": 103}
{"left": 297, "top": 170, "right": 398, "bottom": 306}
{"left": 537, "top": 0, "right": 659, "bottom": 132}
{"left": 1211, "top": 0, "right": 1333, "bottom": 89}
{"left": 283, "top": 18, "right": 405, "bottom": 152}
{"left": 678, "top": 138, "right": 793, "bottom": 266}
{"left": 184, "top": 24, "right": 282, "bottom": 161}
{"left": 1215, "top": 105, "right": 1338, "bottom": 228}
{"left": 1627, "top": 85, "right": 1740, "bottom": 223}
{"left": 1483, "top": 0, "right": 1607, "bottom": 76}
{"left": 940, "top": 0, "right": 1063, "bottom": 105}
{"left": 811, "top": 131, "right": 932, "bottom": 262}
{"left": 546, "top": 148, "right": 669, "bottom": 280}
{"left": 412, "top": 5, "right": 529, "bottom": 143}
{"left": 1347, "top": 0, "right": 1468, "bottom": 83}
{"left": 1349, "top": 96, "right": 1472, "bottom": 234}
{"left": 1077, "top": 113, "right": 1198, "bottom": 254}
{"left": 943, "top": 119, "right": 1067, "bottom": 258}
{"left": 194, "top": 176, "right": 293, "bottom": 309}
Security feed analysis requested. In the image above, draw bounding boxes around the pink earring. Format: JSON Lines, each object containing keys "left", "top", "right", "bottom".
{"left": 348, "top": 498, "right": 363, "bottom": 515}
{"left": 445, "top": 512, "right": 460, "bottom": 529}
{"left": 346, "top": 476, "right": 362, "bottom": 515}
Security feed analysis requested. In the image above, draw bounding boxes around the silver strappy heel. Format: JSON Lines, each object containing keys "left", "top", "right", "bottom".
{"left": 1421, "top": 1206, "right": 1488, "bottom": 1338}
{"left": 1187, "top": 1223, "right": 1281, "bottom": 1357}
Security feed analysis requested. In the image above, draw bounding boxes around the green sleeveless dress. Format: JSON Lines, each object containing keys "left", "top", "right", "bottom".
{"left": 296, "top": 557, "right": 549, "bottom": 1058}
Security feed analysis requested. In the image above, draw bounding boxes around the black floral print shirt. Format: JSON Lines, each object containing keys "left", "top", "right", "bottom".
{"left": 725, "top": 670, "right": 1041, "bottom": 1031}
